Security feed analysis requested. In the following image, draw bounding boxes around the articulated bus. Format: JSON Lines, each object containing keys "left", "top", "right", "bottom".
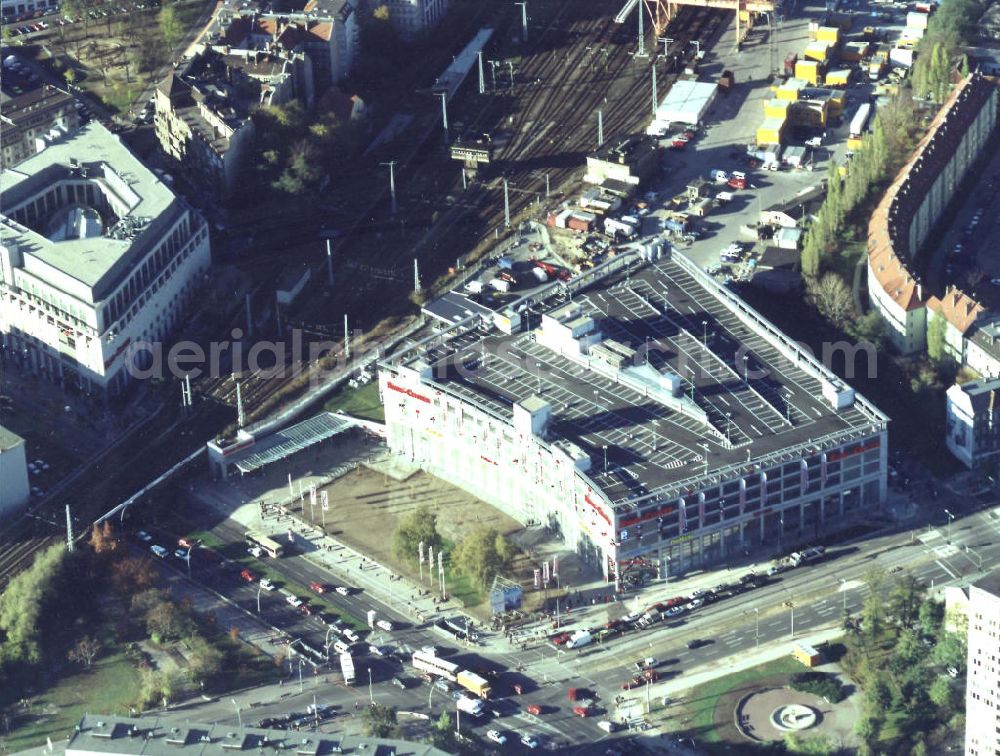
{"left": 245, "top": 531, "right": 284, "bottom": 558}
{"left": 411, "top": 650, "right": 460, "bottom": 682}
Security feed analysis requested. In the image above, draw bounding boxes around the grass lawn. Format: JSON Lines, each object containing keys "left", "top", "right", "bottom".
{"left": 324, "top": 381, "right": 384, "bottom": 423}
{"left": 3, "top": 650, "right": 140, "bottom": 752}
{"left": 679, "top": 655, "right": 806, "bottom": 744}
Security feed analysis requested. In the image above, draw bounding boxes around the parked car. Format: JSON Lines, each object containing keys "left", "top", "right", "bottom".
{"left": 173, "top": 548, "right": 188, "bottom": 560}
{"left": 259, "top": 578, "right": 275, "bottom": 591}
{"left": 136, "top": 530, "right": 153, "bottom": 542}
{"left": 335, "top": 586, "right": 350, "bottom": 596}
{"left": 285, "top": 595, "right": 303, "bottom": 607}
{"left": 309, "top": 581, "right": 327, "bottom": 594}
{"left": 150, "top": 545, "right": 168, "bottom": 559}
{"left": 520, "top": 733, "right": 539, "bottom": 749}
{"left": 486, "top": 730, "right": 507, "bottom": 745}
{"left": 240, "top": 568, "right": 256, "bottom": 582}
{"left": 343, "top": 628, "right": 359, "bottom": 642}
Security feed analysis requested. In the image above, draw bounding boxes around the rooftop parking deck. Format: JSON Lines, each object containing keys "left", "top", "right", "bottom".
{"left": 403, "top": 252, "right": 884, "bottom": 509}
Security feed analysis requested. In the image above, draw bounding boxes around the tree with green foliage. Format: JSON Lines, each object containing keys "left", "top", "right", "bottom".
{"left": 391, "top": 506, "right": 442, "bottom": 565}
{"left": 360, "top": 703, "right": 399, "bottom": 738}
{"left": 188, "top": 635, "right": 225, "bottom": 682}
{"left": 932, "top": 631, "right": 967, "bottom": 670}
{"left": 892, "top": 629, "right": 929, "bottom": 674}
{"left": 158, "top": 5, "right": 183, "bottom": 50}
{"left": 790, "top": 672, "right": 845, "bottom": 703}
{"left": 867, "top": 674, "right": 893, "bottom": 711}
{"left": 929, "top": 676, "right": 960, "bottom": 711}
{"left": 783, "top": 733, "right": 839, "bottom": 754}
{"left": 927, "top": 315, "right": 947, "bottom": 362}
{"left": 855, "top": 712, "right": 883, "bottom": 746}
{"left": 452, "top": 526, "right": 516, "bottom": 590}
{"left": 849, "top": 311, "right": 888, "bottom": 350}
{"left": 918, "top": 598, "right": 944, "bottom": 638}
{"left": 0, "top": 543, "right": 67, "bottom": 667}
{"left": 930, "top": 42, "right": 953, "bottom": 104}
{"left": 887, "top": 573, "right": 925, "bottom": 628}
{"left": 801, "top": 232, "right": 822, "bottom": 279}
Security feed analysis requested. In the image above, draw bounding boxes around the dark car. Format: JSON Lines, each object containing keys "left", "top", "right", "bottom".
{"left": 687, "top": 639, "right": 707, "bottom": 649}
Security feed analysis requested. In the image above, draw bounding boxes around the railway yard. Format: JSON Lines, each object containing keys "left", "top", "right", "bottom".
{"left": 1, "top": 0, "right": 972, "bottom": 749}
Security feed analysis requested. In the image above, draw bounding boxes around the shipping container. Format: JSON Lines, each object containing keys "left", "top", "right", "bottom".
{"left": 824, "top": 68, "right": 851, "bottom": 87}
{"left": 815, "top": 26, "right": 840, "bottom": 44}
{"left": 804, "top": 41, "right": 832, "bottom": 63}
{"left": 566, "top": 215, "right": 593, "bottom": 233}
{"left": 764, "top": 98, "right": 790, "bottom": 119}
{"left": 889, "top": 47, "right": 914, "bottom": 68}
{"left": 841, "top": 40, "right": 871, "bottom": 63}
{"left": 489, "top": 278, "right": 511, "bottom": 293}
{"left": 756, "top": 116, "right": 786, "bottom": 146}
{"left": 775, "top": 81, "right": 804, "bottom": 101}
{"left": 795, "top": 60, "right": 822, "bottom": 85}
{"left": 906, "top": 11, "right": 929, "bottom": 29}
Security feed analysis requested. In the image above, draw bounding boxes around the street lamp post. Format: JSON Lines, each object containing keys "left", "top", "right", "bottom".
{"left": 603, "top": 445, "right": 608, "bottom": 474}
{"left": 944, "top": 509, "right": 955, "bottom": 540}
{"left": 368, "top": 666, "right": 374, "bottom": 705}
{"left": 232, "top": 699, "right": 242, "bottom": 728}
{"left": 754, "top": 607, "right": 760, "bottom": 648}
{"left": 257, "top": 584, "right": 262, "bottom": 614}
{"left": 702, "top": 319, "right": 708, "bottom": 346}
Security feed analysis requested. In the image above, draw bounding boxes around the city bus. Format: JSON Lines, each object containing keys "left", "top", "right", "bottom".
{"left": 411, "top": 650, "right": 460, "bottom": 682}
{"left": 245, "top": 531, "right": 284, "bottom": 558}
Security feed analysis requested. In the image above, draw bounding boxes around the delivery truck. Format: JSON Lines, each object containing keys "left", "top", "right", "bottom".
{"left": 456, "top": 669, "right": 492, "bottom": 699}
{"left": 566, "top": 629, "right": 593, "bottom": 649}
{"left": 456, "top": 695, "right": 485, "bottom": 717}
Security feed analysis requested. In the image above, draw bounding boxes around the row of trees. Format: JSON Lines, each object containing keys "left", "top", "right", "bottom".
{"left": 391, "top": 507, "right": 516, "bottom": 592}
{"left": 841, "top": 567, "right": 966, "bottom": 754}
{"left": 248, "top": 101, "right": 367, "bottom": 198}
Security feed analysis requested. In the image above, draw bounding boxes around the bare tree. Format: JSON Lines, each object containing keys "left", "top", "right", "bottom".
{"left": 67, "top": 635, "right": 102, "bottom": 667}
{"left": 809, "top": 273, "right": 855, "bottom": 329}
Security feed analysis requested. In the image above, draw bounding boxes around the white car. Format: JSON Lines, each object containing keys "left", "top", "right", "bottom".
{"left": 248, "top": 546, "right": 262, "bottom": 558}
{"left": 421, "top": 645, "right": 438, "bottom": 656}
{"left": 150, "top": 545, "right": 168, "bottom": 559}
{"left": 376, "top": 619, "right": 394, "bottom": 632}
{"left": 486, "top": 730, "right": 507, "bottom": 745}
{"left": 286, "top": 595, "right": 303, "bottom": 608}
{"left": 259, "top": 578, "right": 275, "bottom": 591}
{"left": 520, "top": 733, "right": 539, "bottom": 749}
{"left": 335, "top": 585, "right": 350, "bottom": 596}
{"left": 369, "top": 645, "right": 385, "bottom": 656}
{"left": 343, "top": 628, "right": 359, "bottom": 642}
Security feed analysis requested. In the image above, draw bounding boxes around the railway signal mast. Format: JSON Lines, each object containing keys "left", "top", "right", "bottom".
{"left": 380, "top": 160, "right": 397, "bottom": 215}
{"left": 435, "top": 92, "right": 449, "bottom": 141}
{"left": 515, "top": 1, "right": 528, "bottom": 43}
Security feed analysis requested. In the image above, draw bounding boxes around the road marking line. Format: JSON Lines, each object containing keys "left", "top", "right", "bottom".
{"left": 936, "top": 559, "right": 959, "bottom": 579}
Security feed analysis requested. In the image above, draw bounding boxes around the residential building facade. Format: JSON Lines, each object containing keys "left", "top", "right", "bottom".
{"left": 946, "top": 378, "right": 1000, "bottom": 468}
{"left": 1, "top": 84, "right": 82, "bottom": 170}
{"left": 0, "top": 122, "right": 211, "bottom": 397}
{"left": 966, "top": 571, "right": 1000, "bottom": 756}
{"left": 155, "top": 48, "right": 299, "bottom": 199}
{"left": 387, "top": 0, "right": 450, "bottom": 39}
{"left": 215, "top": 0, "right": 359, "bottom": 90}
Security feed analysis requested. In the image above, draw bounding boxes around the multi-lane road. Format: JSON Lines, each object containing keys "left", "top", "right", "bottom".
{"left": 147, "top": 495, "right": 1000, "bottom": 752}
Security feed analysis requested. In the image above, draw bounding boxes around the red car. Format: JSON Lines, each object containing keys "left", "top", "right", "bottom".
{"left": 240, "top": 568, "right": 255, "bottom": 582}
{"left": 621, "top": 676, "right": 643, "bottom": 690}
{"left": 526, "top": 704, "right": 542, "bottom": 716}
{"left": 309, "top": 581, "right": 327, "bottom": 594}
{"left": 551, "top": 632, "right": 571, "bottom": 645}
{"left": 572, "top": 706, "right": 592, "bottom": 718}
{"left": 299, "top": 603, "right": 313, "bottom": 616}
{"left": 671, "top": 138, "right": 688, "bottom": 150}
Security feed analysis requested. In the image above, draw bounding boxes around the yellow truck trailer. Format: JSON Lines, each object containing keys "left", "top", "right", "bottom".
{"left": 824, "top": 68, "right": 851, "bottom": 87}
{"left": 804, "top": 41, "right": 832, "bottom": 63}
{"left": 795, "top": 59, "right": 822, "bottom": 85}
{"left": 764, "top": 98, "right": 790, "bottom": 119}
{"left": 756, "top": 116, "right": 786, "bottom": 147}
{"left": 816, "top": 26, "right": 840, "bottom": 44}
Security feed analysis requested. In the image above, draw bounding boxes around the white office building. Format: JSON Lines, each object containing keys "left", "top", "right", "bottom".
{"left": 0, "top": 425, "right": 30, "bottom": 517}
{"left": 966, "top": 571, "right": 1000, "bottom": 756}
{"left": 0, "top": 122, "right": 211, "bottom": 397}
